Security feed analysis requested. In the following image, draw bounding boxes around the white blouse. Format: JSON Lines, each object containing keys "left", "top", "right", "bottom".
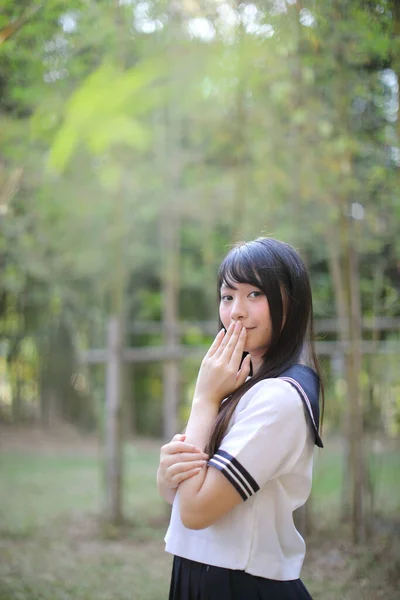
{"left": 165, "top": 377, "right": 317, "bottom": 581}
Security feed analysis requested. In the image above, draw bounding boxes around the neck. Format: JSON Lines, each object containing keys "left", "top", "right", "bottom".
{"left": 250, "top": 354, "right": 262, "bottom": 375}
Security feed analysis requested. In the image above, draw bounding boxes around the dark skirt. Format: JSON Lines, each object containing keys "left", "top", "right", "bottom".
{"left": 169, "top": 556, "right": 313, "bottom": 600}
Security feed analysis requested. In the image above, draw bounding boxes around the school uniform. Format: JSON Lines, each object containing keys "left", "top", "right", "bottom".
{"left": 165, "top": 364, "right": 323, "bottom": 600}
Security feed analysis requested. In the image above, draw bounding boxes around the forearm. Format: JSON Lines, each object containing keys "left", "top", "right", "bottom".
{"left": 157, "top": 432, "right": 209, "bottom": 506}
{"left": 184, "top": 397, "right": 218, "bottom": 450}
{"left": 157, "top": 469, "right": 177, "bottom": 505}
{"left": 178, "top": 398, "right": 218, "bottom": 514}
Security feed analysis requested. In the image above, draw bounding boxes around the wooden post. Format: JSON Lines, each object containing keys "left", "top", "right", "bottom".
{"left": 347, "top": 218, "right": 367, "bottom": 542}
{"left": 102, "top": 0, "right": 128, "bottom": 523}
{"left": 163, "top": 360, "right": 179, "bottom": 441}
{"left": 160, "top": 6, "right": 182, "bottom": 443}
{"left": 104, "top": 315, "right": 123, "bottom": 523}
{"left": 162, "top": 209, "right": 180, "bottom": 442}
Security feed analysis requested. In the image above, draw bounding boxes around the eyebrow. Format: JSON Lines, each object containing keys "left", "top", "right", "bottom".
{"left": 220, "top": 283, "right": 237, "bottom": 291}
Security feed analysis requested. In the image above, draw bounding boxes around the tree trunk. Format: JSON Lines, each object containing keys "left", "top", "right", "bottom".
{"left": 160, "top": 7, "right": 182, "bottom": 443}
{"left": 346, "top": 220, "right": 367, "bottom": 542}
{"left": 104, "top": 315, "right": 123, "bottom": 523}
{"left": 11, "top": 363, "right": 23, "bottom": 422}
{"left": 327, "top": 1, "right": 368, "bottom": 541}
{"left": 326, "top": 225, "right": 352, "bottom": 520}
{"left": 231, "top": 3, "right": 248, "bottom": 242}
{"left": 162, "top": 208, "right": 180, "bottom": 442}
{"left": 391, "top": 0, "right": 400, "bottom": 139}
{"left": 102, "top": 0, "right": 129, "bottom": 525}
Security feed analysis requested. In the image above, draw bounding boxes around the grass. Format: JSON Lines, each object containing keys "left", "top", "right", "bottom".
{"left": 312, "top": 444, "right": 400, "bottom": 519}
{"left": 0, "top": 428, "right": 399, "bottom": 600}
{"left": 0, "top": 441, "right": 171, "bottom": 600}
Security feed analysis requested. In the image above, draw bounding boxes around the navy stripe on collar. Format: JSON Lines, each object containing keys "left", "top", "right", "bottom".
{"left": 279, "top": 365, "right": 323, "bottom": 448}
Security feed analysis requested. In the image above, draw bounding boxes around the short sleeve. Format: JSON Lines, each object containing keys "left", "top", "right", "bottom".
{"left": 207, "top": 379, "right": 309, "bottom": 501}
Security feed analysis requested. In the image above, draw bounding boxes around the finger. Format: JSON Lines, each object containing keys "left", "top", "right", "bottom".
{"left": 221, "top": 321, "right": 243, "bottom": 361}
{"left": 236, "top": 353, "right": 251, "bottom": 388}
{"left": 214, "top": 321, "right": 235, "bottom": 358}
{"left": 229, "top": 326, "right": 247, "bottom": 367}
{"left": 167, "top": 453, "right": 208, "bottom": 466}
{"left": 162, "top": 441, "right": 204, "bottom": 455}
{"left": 169, "top": 459, "right": 207, "bottom": 475}
{"left": 171, "top": 442, "right": 204, "bottom": 454}
{"left": 173, "top": 466, "right": 204, "bottom": 484}
{"left": 172, "top": 433, "right": 185, "bottom": 442}
{"left": 206, "top": 328, "right": 225, "bottom": 358}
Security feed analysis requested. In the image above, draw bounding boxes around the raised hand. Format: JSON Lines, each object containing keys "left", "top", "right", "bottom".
{"left": 193, "top": 321, "right": 251, "bottom": 406}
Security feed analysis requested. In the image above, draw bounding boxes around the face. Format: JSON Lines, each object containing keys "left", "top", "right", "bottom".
{"left": 219, "top": 282, "right": 273, "bottom": 358}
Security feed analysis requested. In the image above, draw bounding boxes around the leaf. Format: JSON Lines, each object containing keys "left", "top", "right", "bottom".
{"left": 48, "top": 123, "right": 78, "bottom": 171}
{"left": 87, "top": 117, "right": 150, "bottom": 155}
{"left": 48, "top": 58, "right": 163, "bottom": 172}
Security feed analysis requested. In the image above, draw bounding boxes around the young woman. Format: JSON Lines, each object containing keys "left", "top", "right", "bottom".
{"left": 157, "top": 237, "right": 324, "bottom": 600}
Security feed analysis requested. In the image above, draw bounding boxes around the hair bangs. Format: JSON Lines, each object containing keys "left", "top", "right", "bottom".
{"left": 218, "top": 245, "right": 263, "bottom": 294}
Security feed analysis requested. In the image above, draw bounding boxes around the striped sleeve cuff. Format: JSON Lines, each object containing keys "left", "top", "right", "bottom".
{"left": 208, "top": 449, "right": 260, "bottom": 501}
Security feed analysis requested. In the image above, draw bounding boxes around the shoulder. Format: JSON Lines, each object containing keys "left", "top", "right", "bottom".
{"left": 237, "top": 377, "right": 304, "bottom": 421}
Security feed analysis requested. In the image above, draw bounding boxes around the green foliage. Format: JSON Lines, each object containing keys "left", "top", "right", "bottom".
{"left": 47, "top": 59, "right": 162, "bottom": 171}
{"left": 0, "top": 0, "right": 399, "bottom": 433}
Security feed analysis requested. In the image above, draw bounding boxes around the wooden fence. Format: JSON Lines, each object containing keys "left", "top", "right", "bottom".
{"left": 80, "top": 316, "right": 400, "bottom": 440}
{"left": 79, "top": 316, "right": 399, "bottom": 523}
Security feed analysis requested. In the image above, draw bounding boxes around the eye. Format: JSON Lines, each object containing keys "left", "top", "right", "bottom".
{"left": 249, "top": 291, "right": 263, "bottom": 298}
{"left": 221, "top": 294, "right": 233, "bottom": 302}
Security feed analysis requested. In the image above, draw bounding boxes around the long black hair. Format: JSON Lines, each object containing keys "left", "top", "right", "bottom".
{"left": 205, "top": 237, "right": 324, "bottom": 456}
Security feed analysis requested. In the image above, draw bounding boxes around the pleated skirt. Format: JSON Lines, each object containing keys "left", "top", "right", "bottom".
{"left": 169, "top": 556, "right": 313, "bottom": 600}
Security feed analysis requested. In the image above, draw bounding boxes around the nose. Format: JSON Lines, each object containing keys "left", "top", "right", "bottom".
{"left": 230, "top": 297, "right": 247, "bottom": 322}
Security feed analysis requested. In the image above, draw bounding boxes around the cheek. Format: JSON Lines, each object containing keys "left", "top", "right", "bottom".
{"left": 257, "top": 303, "right": 272, "bottom": 329}
{"left": 219, "top": 304, "right": 230, "bottom": 327}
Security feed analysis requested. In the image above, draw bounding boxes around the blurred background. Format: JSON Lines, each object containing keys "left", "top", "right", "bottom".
{"left": 0, "top": 1, "right": 399, "bottom": 599}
